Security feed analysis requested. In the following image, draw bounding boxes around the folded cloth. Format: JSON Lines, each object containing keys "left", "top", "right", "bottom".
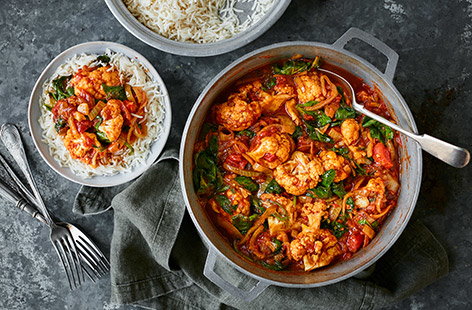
{"left": 74, "top": 149, "right": 448, "bottom": 309}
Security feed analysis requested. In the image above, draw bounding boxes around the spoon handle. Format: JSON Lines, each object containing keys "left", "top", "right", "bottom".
{"left": 0, "top": 124, "right": 56, "bottom": 226}
{"left": 357, "top": 106, "right": 470, "bottom": 168}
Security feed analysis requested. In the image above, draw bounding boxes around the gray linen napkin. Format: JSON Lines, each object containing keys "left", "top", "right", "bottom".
{"left": 74, "top": 149, "right": 448, "bottom": 309}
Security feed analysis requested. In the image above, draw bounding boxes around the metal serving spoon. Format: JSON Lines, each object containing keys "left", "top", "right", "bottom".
{"left": 318, "top": 68, "right": 470, "bottom": 168}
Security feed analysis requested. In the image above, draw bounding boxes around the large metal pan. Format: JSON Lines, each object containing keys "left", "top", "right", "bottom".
{"left": 179, "top": 28, "right": 422, "bottom": 301}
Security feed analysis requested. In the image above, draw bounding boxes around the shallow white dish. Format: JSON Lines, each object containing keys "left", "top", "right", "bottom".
{"left": 28, "top": 41, "right": 171, "bottom": 187}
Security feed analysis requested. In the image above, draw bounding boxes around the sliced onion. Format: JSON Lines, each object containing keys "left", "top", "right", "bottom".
{"left": 124, "top": 84, "right": 135, "bottom": 102}
{"left": 88, "top": 100, "right": 106, "bottom": 120}
{"left": 223, "top": 163, "right": 261, "bottom": 177}
{"left": 362, "top": 224, "right": 376, "bottom": 239}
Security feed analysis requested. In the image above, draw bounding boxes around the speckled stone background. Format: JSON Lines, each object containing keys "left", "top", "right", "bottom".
{"left": 0, "top": 0, "right": 471, "bottom": 309}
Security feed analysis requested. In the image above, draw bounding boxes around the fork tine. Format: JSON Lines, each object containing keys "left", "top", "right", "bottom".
{"left": 77, "top": 244, "right": 106, "bottom": 277}
{"left": 81, "top": 264, "right": 97, "bottom": 283}
{"left": 77, "top": 236, "right": 110, "bottom": 272}
{"left": 78, "top": 235, "right": 110, "bottom": 267}
{"left": 53, "top": 241, "right": 74, "bottom": 290}
{"left": 67, "top": 236, "right": 83, "bottom": 283}
{"left": 60, "top": 239, "right": 79, "bottom": 289}
{"left": 62, "top": 237, "right": 81, "bottom": 288}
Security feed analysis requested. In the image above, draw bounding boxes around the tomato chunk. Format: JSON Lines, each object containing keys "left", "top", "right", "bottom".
{"left": 76, "top": 120, "right": 92, "bottom": 133}
{"left": 225, "top": 153, "right": 248, "bottom": 169}
{"left": 346, "top": 231, "right": 364, "bottom": 253}
{"left": 373, "top": 142, "right": 393, "bottom": 169}
{"left": 263, "top": 153, "right": 278, "bottom": 162}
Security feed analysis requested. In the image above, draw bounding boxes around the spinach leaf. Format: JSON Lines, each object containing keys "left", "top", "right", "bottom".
{"left": 232, "top": 214, "right": 258, "bottom": 234}
{"left": 332, "top": 182, "right": 347, "bottom": 198}
{"left": 96, "top": 55, "right": 110, "bottom": 63}
{"left": 199, "top": 123, "right": 218, "bottom": 139}
{"left": 96, "top": 131, "right": 110, "bottom": 143}
{"left": 321, "top": 169, "right": 336, "bottom": 187}
{"left": 330, "top": 147, "right": 349, "bottom": 156}
{"left": 308, "top": 185, "right": 332, "bottom": 199}
{"left": 335, "top": 106, "right": 357, "bottom": 120}
{"left": 102, "top": 84, "right": 126, "bottom": 100}
{"left": 292, "top": 126, "right": 303, "bottom": 139}
{"left": 235, "top": 176, "right": 259, "bottom": 192}
{"left": 308, "top": 171, "right": 346, "bottom": 199}
{"left": 94, "top": 116, "right": 103, "bottom": 130}
{"left": 321, "top": 219, "right": 348, "bottom": 238}
{"left": 315, "top": 112, "right": 332, "bottom": 127}
{"left": 51, "top": 76, "right": 73, "bottom": 100}
{"left": 54, "top": 117, "right": 66, "bottom": 132}
{"left": 236, "top": 129, "right": 256, "bottom": 138}
{"left": 329, "top": 120, "right": 342, "bottom": 127}
{"left": 193, "top": 135, "right": 220, "bottom": 195}
{"left": 346, "top": 197, "right": 355, "bottom": 212}
{"left": 215, "top": 195, "right": 235, "bottom": 215}
{"left": 362, "top": 116, "right": 394, "bottom": 143}
{"left": 251, "top": 196, "right": 266, "bottom": 214}
{"left": 301, "top": 118, "right": 334, "bottom": 143}
{"left": 271, "top": 211, "right": 289, "bottom": 222}
{"left": 358, "top": 219, "right": 379, "bottom": 230}
{"left": 265, "top": 179, "right": 283, "bottom": 194}
{"left": 308, "top": 127, "right": 334, "bottom": 143}
{"left": 272, "top": 238, "right": 283, "bottom": 254}
{"left": 262, "top": 76, "right": 276, "bottom": 91}
{"left": 354, "top": 162, "right": 368, "bottom": 176}
{"left": 331, "top": 221, "right": 348, "bottom": 238}
{"left": 273, "top": 57, "right": 320, "bottom": 75}
{"left": 296, "top": 103, "right": 332, "bottom": 128}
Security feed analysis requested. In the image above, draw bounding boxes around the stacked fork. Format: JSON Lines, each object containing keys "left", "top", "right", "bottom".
{"left": 0, "top": 124, "right": 109, "bottom": 289}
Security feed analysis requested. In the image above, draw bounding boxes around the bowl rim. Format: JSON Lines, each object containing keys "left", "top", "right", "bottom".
{"left": 28, "top": 41, "right": 172, "bottom": 187}
{"left": 179, "top": 41, "right": 423, "bottom": 287}
{"left": 104, "top": 0, "right": 292, "bottom": 57}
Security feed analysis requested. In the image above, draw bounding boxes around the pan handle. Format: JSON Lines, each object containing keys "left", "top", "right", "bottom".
{"left": 203, "top": 248, "right": 269, "bottom": 302}
{"left": 332, "top": 27, "right": 399, "bottom": 82}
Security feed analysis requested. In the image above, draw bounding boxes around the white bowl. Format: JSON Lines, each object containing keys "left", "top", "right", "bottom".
{"left": 28, "top": 41, "right": 171, "bottom": 187}
{"left": 105, "top": 0, "right": 292, "bottom": 57}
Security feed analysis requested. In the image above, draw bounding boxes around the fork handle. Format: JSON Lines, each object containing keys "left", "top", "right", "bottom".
{"left": 0, "top": 124, "right": 55, "bottom": 226}
{"left": 0, "top": 179, "right": 47, "bottom": 225}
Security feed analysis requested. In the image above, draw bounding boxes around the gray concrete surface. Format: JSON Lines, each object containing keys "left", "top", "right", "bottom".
{"left": 0, "top": 0, "right": 471, "bottom": 309}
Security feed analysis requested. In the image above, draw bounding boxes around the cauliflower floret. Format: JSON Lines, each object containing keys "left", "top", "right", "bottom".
{"left": 71, "top": 66, "right": 121, "bottom": 99}
{"left": 293, "top": 72, "right": 323, "bottom": 104}
{"left": 77, "top": 103, "right": 90, "bottom": 115}
{"left": 63, "top": 131, "right": 100, "bottom": 159}
{"left": 274, "top": 75, "right": 296, "bottom": 97}
{"left": 353, "top": 178, "right": 386, "bottom": 212}
{"left": 341, "top": 119, "right": 360, "bottom": 145}
{"left": 225, "top": 187, "right": 251, "bottom": 216}
{"left": 216, "top": 96, "right": 261, "bottom": 131}
{"left": 318, "top": 150, "right": 351, "bottom": 182}
{"left": 289, "top": 228, "right": 341, "bottom": 271}
{"left": 98, "top": 100, "right": 124, "bottom": 142}
{"left": 246, "top": 125, "right": 294, "bottom": 169}
{"left": 273, "top": 151, "right": 324, "bottom": 195}
{"left": 301, "top": 201, "right": 327, "bottom": 229}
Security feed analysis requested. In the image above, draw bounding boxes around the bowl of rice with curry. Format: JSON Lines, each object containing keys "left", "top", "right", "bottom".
{"left": 28, "top": 41, "right": 171, "bottom": 187}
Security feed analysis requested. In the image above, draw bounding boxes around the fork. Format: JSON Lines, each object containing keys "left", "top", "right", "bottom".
{"left": 0, "top": 140, "right": 110, "bottom": 283}
{"left": 0, "top": 124, "right": 83, "bottom": 289}
{"left": 0, "top": 173, "right": 110, "bottom": 282}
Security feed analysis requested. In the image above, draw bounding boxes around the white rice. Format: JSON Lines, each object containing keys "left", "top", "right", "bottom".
{"left": 39, "top": 50, "right": 165, "bottom": 179}
{"left": 123, "top": 0, "right": 277, "bottom": 43}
